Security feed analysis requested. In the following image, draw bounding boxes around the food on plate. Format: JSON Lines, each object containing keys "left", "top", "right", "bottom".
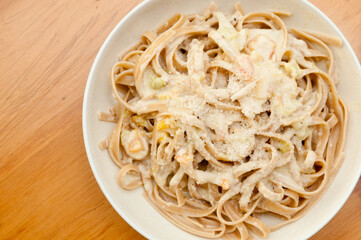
{"left": 98, "top": 2, "right": 348, "bottom": 239}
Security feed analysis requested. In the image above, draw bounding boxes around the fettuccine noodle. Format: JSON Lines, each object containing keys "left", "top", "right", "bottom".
{"left": 98, "top": 3, "right": 348, "bottom": 239}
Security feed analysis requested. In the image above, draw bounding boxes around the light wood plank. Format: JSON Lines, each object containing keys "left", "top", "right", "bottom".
{"left": 0, "top": 0, "right": 359, "bottom": 239}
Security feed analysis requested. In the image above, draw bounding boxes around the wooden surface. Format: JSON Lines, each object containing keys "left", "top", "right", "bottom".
{"left": 0, "top": 0, "right": 360, "bottom": 239}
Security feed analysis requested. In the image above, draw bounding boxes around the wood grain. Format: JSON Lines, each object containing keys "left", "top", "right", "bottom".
{"left": 0, "top": 0, "right": 360, "bottom": 239}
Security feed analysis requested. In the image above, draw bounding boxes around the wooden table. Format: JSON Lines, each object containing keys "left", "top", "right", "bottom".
{"left": 0, "top": 0, "right": 360, "bottom": 239}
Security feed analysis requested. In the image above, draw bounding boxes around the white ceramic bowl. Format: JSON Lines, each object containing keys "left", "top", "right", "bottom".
{"left": 82, "top": 0, "right": 361, "bottom": 239}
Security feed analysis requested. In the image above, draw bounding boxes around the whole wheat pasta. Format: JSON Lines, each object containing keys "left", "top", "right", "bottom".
{"left": 98, "top": 3, "right": 348, "bottom": 239}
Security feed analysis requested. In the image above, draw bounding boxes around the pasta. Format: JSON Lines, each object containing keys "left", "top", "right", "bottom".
{"left": 98, "top": 3, "right": 348, "bottom": 239}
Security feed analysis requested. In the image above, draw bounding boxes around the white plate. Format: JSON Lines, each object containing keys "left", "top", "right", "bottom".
{"left": 82, "top": 0, "right": 361, "bottom": 239}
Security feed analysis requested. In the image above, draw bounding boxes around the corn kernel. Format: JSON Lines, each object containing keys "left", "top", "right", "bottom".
{"left": 157, "top": 118, "right": 174, "bottom": 130}
{"left": 151, "top": 77, "right": 166, "bottom": 89}
{"left": 278, "top": 141, "right": 291, "bottom": 153}
{"left": 131, "top": 115, "right": 146, "bottom": 127}
{"left": 122, "top": 110, "right": 129, "bottom": 117}
{"left": 157, "top": 132, "right": 168, "bottom": 143}
{"left": 129, "top": 138, "right": 143, "bottom": 153}
{"left": 221, "top": 179, "right": 230, "bottom": 190}
{"left": 175, "top": 153, "right": 193, "bottom": 165}
{"left": 283, "top": 59, "right": 302, "bottom": 79}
